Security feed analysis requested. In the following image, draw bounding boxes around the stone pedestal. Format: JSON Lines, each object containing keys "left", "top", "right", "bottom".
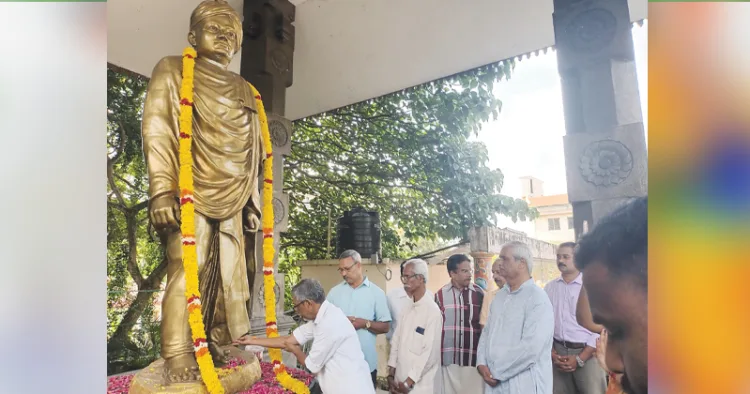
{"left": 129, "top": 347, "right": 261, "bottom": 394}
{"left": 553, "top": 0, "right": 647, "bottom": 236}
{"left": 470, "top": 252, "right": 496, "bottom": 292}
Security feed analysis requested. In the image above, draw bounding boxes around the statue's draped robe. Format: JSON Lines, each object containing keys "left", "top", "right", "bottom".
{"left": 142, "top": 56, "right": 264, "bottom": 359}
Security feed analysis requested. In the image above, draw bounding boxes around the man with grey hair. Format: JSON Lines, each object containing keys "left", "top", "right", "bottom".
{"left": 234, "top": 278, "right": 374, "bottom": 394}
{"left": 387, "top": 259, "right": 442, "bottom": 394}
{"left": 327, "top": 249, "right": 391, "bottom": 387}
{"left": 387, "top": 260, "right": 434, "bottom": 342}
{"left": 476, "top": 241, "right": 554, "bottom": 393}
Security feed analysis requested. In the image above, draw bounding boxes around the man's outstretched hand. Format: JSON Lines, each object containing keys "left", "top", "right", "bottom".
{"left": 232, "top": 335, "right": 256, "bottom": 346}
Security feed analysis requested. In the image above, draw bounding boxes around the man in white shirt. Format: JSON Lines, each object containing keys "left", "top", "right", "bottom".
{"left": 386, "top": 260, "right": 434, "bottom": 342}
{"left": 234, "top": 278, "right": 374, "bottom": 394}
{"left": 387, "top": 259, "right": 442, "bottom": 394}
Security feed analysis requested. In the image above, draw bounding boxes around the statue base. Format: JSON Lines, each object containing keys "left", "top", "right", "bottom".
{"left": 129, "top": 347, "right": 262, "bottom": 394}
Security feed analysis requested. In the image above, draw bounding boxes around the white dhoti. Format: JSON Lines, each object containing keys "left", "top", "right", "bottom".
{"left": 440, "top": 364, "right": 485, "bottom": 394}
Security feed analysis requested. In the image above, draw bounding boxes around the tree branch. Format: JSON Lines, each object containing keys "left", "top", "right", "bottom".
{"left": 124, "top": 211, "right": 144, "bottom": 287}
{"left": 279, "top": 241, "right": 327, "bottom": 254}
{"left": 107, "top": 121, "right": 128, "bottom": 207}
{"left": 115, "top": 174, "right": 147, "bottom": 196}
{"left": 131, "top": 199, "right": 149, "bottom": 213}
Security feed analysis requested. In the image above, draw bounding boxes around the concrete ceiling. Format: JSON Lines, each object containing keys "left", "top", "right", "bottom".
{"left": 108, "top": 0, "right": 647, "bottom": 120}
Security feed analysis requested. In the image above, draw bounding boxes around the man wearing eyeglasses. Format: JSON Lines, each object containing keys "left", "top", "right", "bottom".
{"left": 234, "top": 279, "right": 374, "bottom": 394}
{"left": 327, "top": 249, "right": 392, "bottom": 388}
{"left": 435, "top": 254, "right": 485, "bottom": 394}
{"left": 386, "top": 260, "right": 434, "bottom": 343}
{"left": 387, "top": 259, "right": 442, "bottom": 394}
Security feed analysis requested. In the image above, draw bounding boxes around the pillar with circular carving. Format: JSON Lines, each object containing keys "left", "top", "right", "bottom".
{"left": 471, "top": 252, "right": 496, "bottom": 292}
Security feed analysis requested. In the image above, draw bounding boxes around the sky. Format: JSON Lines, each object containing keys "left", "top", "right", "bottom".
{"left": 475, "top": 21, "right": 648, "bottom": 233}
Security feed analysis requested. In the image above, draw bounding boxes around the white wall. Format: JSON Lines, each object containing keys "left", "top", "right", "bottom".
{"left": 533, "top": 213, "right": 575, "bottom": 244}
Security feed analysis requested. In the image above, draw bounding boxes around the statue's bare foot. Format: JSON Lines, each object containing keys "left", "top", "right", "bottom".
{"left": 164, "top": 354, "right": 200, "bottom": 383}
{"left": 209, "top": 342, "right": 232, "bottom": 367}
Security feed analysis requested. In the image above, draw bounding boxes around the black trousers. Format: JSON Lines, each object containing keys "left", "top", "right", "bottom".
{"left": 371, "top": 370, "right": 377, "bottom": 388}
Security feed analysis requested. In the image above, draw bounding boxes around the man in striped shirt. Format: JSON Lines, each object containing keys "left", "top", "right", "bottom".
{"left": 434, "top": 254, "right": 485, "bottom": 394}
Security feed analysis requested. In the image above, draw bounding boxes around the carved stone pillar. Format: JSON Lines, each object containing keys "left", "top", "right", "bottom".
{"left": 248, "top": 115, "right": 294, "bottom": 334}
{"left": 240, "top": 0, "right": 296, "bottom": 336}
{"left": 240, "top": 0, "right": 295, "bottom": 116}
{"left": 553, "top": 0, "right": 648, "bottom": 239}
{"left": 470, "top": 252, "right": 496, "bottom": 292}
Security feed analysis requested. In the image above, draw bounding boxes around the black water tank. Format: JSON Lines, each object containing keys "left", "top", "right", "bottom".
{"left": 336, "top": 208, "right": 381, "bottom": 260}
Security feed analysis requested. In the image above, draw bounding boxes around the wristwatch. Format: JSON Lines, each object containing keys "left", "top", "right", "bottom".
{"left": 575, "top": 355, "right": 585, "bottom": 368}
{"left": 365, "top": 320, "right": 371, "bottom": 330}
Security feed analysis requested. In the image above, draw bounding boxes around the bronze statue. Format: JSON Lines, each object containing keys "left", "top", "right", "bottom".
{"left": 141, "top": 0, "right": 263, "bottom": 383}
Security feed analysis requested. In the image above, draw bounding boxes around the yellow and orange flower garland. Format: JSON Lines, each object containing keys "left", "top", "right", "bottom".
{"left": 249, "top": 80, "right": 310, "bottom": 394}
{"left": 178, "top": 46, "right": 308, "bottom": 394}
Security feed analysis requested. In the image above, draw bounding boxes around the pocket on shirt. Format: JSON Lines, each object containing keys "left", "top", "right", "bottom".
{"left": 408, "top": 330, "right": 427, "bottom": 354}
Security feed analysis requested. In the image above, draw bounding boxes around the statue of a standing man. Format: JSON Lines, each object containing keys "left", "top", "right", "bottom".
{"left": 141, "top": 0, "right": 263, "bottom": 383}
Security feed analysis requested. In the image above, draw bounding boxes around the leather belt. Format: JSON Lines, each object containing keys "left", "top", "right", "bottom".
{"left": 554, "top": 338, "right": 586, "bottom": 349}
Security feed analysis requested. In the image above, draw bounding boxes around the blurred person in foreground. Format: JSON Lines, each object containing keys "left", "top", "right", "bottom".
{"left": 234, "top": 278, "right": 374, "bottom": 394}
{"left": 476, "top": 241, "right": 554, "bottom": 394}
{"left": 576, "top": 288, "right": 624, "bottom": 394}
{"left": 387, "top": 260, "right": 434, "bottom": 343}
{"left": 435, "top": 254, "right": 485, "bottom": 393}
{"left": 575, "top": 197, "right": 647, "bottom": 394}
{"left": 545, "top": 242, "right": 606, "bottom": 394}
{"left": 387, "top": 259, "right": 442, "bottom": 393}
{"left": 479, "top": 258, "right": 507, "bottom": 329}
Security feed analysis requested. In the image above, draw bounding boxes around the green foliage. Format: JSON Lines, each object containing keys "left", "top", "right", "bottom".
{"left": 105, "top": 58, "right": 538, "bottom": 371}
{"left": 282, "top": 60, "right": 536, "bottom": 263}
{"left": 107, "top": 68, "right": 166, "bottom": 374}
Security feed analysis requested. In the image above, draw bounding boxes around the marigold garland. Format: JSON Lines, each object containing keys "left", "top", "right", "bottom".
{"left": 248, "top": 83, "right": 311, "bottom": 394}
{"left": 177, "top": 45, "right": 308, "bottom": 394}
{"left": 177, "top": 46, "right": 224, "bottom": 394}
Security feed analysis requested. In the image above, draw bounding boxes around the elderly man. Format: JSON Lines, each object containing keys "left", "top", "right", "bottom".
{"left": 387, "top": 259, "right": 442, "bottom": 394}
{"left": 327, "top": 249, "right": 391, "bottom": 386}
{"left": 435, "top": 254, "right": 485, "bottom": 393}
{"left": 387, "top": 260, "right": 434, "bottom": 342}
{"left": 234, "top": 279, "right": 374, "bottom": 394}
{"left": 575, "top": 197, "right": 647, "bottom": 394}
{"left": 477, "top": 241, "right": 554, "bottom": 394}
{"left": 479, "top": 258, "right": 507, "bottom": 329}
{"left": 545, "top": 242, "right": 606, "bottom": 394}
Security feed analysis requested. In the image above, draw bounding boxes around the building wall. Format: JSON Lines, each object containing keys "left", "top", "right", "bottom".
{"left": 531, "top": 204, "right": 575, "bottom": 244}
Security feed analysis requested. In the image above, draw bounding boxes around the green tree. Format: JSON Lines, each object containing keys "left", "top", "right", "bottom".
{"left": 277, "top": 60, "right": 536, "bottom": 310}
{"left": 105, "top": 57, "right": 537, "bottom": 368}
{"left": 107, "top": 68, "right": 166, "bottom": 373}
{"left": 282, "top": 59, "right": 535, "bottom": 262}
